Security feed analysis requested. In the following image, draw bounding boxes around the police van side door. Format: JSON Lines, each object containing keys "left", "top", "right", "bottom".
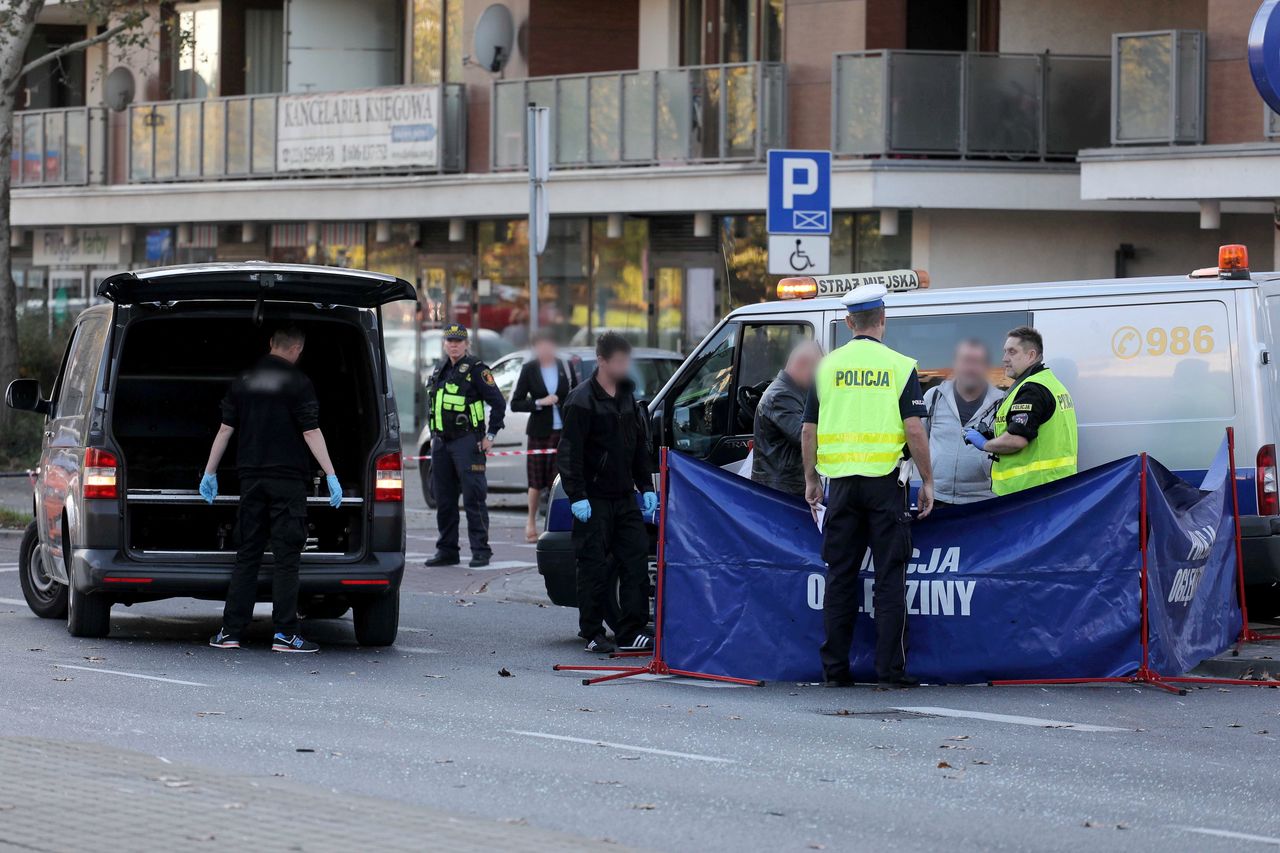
{"left": 662, "top": 315, "right": 815, "bottom": 469}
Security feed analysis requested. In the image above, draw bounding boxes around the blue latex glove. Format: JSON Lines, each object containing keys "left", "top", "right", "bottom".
{"left": 326, "top": 474, "right": 343, "bottom": 508}
{"left": 642, "top": 491, "right": 659, "bottom": 514}
{"left": 964, "top": 428, "right": 987, "bottom": 451}
{"left": 571, "top": 499, "right": 592, "bottom": 523}
{"left": 199, "top": 473, "right": 217, "bottom": 504}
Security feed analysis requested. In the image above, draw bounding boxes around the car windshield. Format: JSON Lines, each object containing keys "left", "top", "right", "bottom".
{"left": 576, "top": 356, "right": 686, "bottom": 402}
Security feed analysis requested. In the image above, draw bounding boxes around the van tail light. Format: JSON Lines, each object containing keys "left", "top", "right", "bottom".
{"left": 374, "top": 452, "right": 403, "bottom": 502}
{"left": 1258, "top": 445, "right": 1278, "bottom": 516}
{"left": 84, "top": 448, "right": 118, "bottom": 499}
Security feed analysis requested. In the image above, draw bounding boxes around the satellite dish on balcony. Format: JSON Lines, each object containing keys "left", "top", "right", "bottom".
{"left": 473, "top": 4, "right": 514, "bottom": 73}
{"left": 104, "top": 67, "right": 135, "bottom": 112}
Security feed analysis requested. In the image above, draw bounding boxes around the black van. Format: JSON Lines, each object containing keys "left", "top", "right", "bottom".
{"left": 6, "top": 263, "right": 414, "bottom": 643}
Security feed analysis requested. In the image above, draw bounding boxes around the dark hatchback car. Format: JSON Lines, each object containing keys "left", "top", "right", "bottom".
{"left": 6, "top": 263, "right": 414, "bottom": 643}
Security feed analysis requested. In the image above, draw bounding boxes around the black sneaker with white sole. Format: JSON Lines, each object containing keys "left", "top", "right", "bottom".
{"left": 209, "top": 629, "right": 241, "bottom": 649}
{"left": 271, "top": 633, "right": 319, "bottom": 653}
{"left": 618, "top": 632, "right": 653, "bottom": 652}
{"left": 585, "top": 634, "right": 616, "bottom": 654}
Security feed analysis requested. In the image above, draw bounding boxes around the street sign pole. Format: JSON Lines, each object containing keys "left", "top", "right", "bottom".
{"left": 527, "top": 105, "right": 549, "bottom": 337}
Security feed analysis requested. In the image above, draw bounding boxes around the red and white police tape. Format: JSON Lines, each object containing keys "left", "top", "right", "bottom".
{"left": 403, "top": 448, "right": 557, "bottom": 462}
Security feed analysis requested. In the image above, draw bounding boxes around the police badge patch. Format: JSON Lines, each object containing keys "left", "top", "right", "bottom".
{"left": 1011, "top": 413, "right": 1029, "bottom": 426}
{"left": 458, "top": 363, "right": 471, "bottom": 374}
{"left": 482, "top": 369, "right": 496, "bottom": 386}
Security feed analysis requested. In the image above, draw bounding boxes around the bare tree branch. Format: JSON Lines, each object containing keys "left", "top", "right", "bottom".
{"left": 8, "top": 15, "right": 143, "bottom": 94}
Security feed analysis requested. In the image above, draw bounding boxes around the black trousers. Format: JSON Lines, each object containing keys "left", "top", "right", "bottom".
{"left": 223, "top": 477, "right": 308, "bottom": 636}
{"left": 820, "top": 473, "right": 911, "bottom": 681}
{"left": 432, "top": 434, "right": 490, "bottom": 558}
{"left": 573, "top": 496, "right": 649, "bottom": 642}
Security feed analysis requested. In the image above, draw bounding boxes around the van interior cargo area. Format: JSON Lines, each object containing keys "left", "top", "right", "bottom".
{"left": 111, "top": 310, "right": 380, "bottom": 555}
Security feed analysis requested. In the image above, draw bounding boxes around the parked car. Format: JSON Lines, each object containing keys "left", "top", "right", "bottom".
{"left": 414, "top": 346, "right": 682, "bottom": 507}
{"left": 6, "top": 262, "right": 414, "bottom": 643}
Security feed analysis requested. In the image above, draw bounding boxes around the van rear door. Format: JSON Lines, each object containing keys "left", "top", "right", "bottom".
{"left": 97, "top": 264, "right": 415, "bottom": 307}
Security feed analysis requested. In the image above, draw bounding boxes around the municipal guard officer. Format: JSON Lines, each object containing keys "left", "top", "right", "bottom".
{"left": 801, "top": 283, "right": 935, "bottom": 689}
{"left": 424, "top": 323, "right": 507, "bottom": 568}
{"left": 964, "top": 325, "right": 1078, "bottom": 495}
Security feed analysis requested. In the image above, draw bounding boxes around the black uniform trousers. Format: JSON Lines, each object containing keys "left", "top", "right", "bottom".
{"left": 432, "top": 433, "right": 491, "bottom": 559}
{"left": 572, "top": 496, "right": 648, "bottom": 642}
{"left": 820, "top": 472, "right": 911, "bottom": 681}
{"left": 223, "top": 477, "right": 308, "bottom": 636}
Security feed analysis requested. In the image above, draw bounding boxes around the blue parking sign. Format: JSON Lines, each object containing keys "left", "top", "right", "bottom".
{"left": 767, "top": 150, "right": 831, "bottom": 235}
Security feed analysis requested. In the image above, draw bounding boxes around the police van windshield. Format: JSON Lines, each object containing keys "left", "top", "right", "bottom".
{"left": 832, "top": 311, "right": 1030, "bottom": 392}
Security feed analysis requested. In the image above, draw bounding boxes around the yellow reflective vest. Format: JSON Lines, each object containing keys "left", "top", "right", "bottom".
{"left": 991, "top": 367, "right": 1078, "bottom": 495}
{"left": 815, "top": 339, "right": 916, "bottom": 478}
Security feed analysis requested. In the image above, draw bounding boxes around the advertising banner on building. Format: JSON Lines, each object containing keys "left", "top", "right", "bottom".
{"left": 276, "top": 85, "right": 441, "bottom": 173}
{"left": 33, "top": 228, "right": 122, "bottom": 267}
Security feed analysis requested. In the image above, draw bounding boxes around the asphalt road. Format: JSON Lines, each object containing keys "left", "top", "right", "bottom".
{"left": 2, "top": 480, "right": 1280, "bottom": 851}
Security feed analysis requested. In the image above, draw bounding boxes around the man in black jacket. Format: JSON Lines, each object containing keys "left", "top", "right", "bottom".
{"left": 558, "top": 332, "right": 657, "bottom": 654}
{"left": 751, "top": 340, "right": 821, "bottom": 497}
{"left": 510, "top": 330, "right": 572, "bottom": 542}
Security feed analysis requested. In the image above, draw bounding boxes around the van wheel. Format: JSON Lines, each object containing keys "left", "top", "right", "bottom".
{"left": 67, "top": 584, "right": 111, "bottom": 638}
{"left": 353, "top": 591, "right": 399, "bottom": 646}
{"left": 19, "top": 521, "right": 67, "bottom": 619}
{"left": 419, "top": 454, "right": 437, "bottom": 509}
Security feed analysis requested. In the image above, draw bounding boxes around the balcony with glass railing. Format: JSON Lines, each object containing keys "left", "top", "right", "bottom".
{"left": 1111, "top": 30, "right": 1204, "bottom": 145}
{"left": 490, "top": 62, "right": 786, "bottom": 170}
{"left": 833, "top": 50, "right": 1110, "bottom": 161}
{"left": 127, "top": 84, "right": 466, "bottom": 182}
{"left": 10, "top": 106, "right": 104, "bottom": 187}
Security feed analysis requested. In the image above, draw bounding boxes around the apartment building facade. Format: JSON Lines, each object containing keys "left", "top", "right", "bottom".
{"left": 10, "top": 0, "right": 1277, "bottom": 430}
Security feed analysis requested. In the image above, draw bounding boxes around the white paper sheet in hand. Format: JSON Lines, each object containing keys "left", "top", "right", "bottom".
{"left": 737, "top": 449, "right": 754, "bottom": 478}
{"left": 811, "top": 502, "right": 826, "bottom": 532}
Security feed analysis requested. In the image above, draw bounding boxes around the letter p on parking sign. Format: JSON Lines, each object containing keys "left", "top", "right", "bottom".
{"left": 767, "top": 150, "right": 831, "bottom": 235}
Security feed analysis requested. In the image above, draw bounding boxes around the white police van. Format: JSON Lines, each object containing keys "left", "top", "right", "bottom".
{"left": 537, "top": 245, "right": 1280, "bottom": 615}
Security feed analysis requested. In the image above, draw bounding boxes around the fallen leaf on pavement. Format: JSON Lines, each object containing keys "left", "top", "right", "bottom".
{"left": 972, "top": 760, "right": 991, "bottom": 765}
{"left": 578, "top": 707, "right": 594, "bottom": 712}
{"left": 619, "top": 755, "right": 641, "bottom": 761}
{"left": 728, "top": 715, "right": 742, "bottom": 720}
{"left": 1228, "top": 722, "right": 1243, "bottom": 728}
{"left": 195, "top": 711, "right": 225, "bottom": 718}
{"left": 27, "top": 648, "right": 42, "bottom": 652}
{"left": 295, "top": 748, "right": 315, "bottom": 753}
{"left": 1083, "top": 821, "right": 1127, "bottom": 830}
{"left": 52, "top": 677, "right": 71, "bottom": 682}
{"left": 765, "top": 810, "right": 785, "bottom": 817}
{"left": 423, "top": 674, "right": 446, "bottom": 679}
{"left": 594, "top": 780, "right": 622, "bottom": 786}
{"left": 455, "top": 599, "right": 475, "bottom": 607}
{"left": 498, "top": 668, "right": 513, "bottom": 677}
{"left": 1257, "top": 730, "right": 1271, "bottom": 735}
{"left": 807, "top": 844, "right": 826, "bottom": 850}
{"left": 83, "top": 656, "right": 105, "bottom": 662}
{"left": 435, "top": 758, "right": 453, "bottom": 764}
{"left": 631, "top": 803, "right": 657, "bottom": 810}
{"left": 939, "top": 744, "right": 971, "bottom": 750}
{"left": 947, "top": 735, "right": 972, "bottom": 741}
{"left": 937, "top": 761, "right": 953, "bottom": 769}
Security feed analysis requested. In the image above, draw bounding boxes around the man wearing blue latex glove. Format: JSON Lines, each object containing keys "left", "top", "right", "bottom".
{"left": 199, "top": 472, "right": 218, "bottom": 503}
{"left": 201, "top": 326, "right": 341, "bottom": 654}
{"left": 963, "top": 428, "right": 988, "bottom": 451}
{"left": 558, "top": 332, "right": 657, "bottom": 655}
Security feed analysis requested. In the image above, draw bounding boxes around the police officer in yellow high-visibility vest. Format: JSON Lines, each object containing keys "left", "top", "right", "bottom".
{"left": 424, "top": 323, "right": 507, "bottom": 569}
{"left": 801, "top": 284, "right": 935, "bottom": 689}
{"left": 963, "top": 326, "right": 1077, "bottom": 495}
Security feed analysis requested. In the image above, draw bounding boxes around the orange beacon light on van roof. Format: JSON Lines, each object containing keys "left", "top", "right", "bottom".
{"left": 1219, "top": 244, "right": 1249, "bottom": 276}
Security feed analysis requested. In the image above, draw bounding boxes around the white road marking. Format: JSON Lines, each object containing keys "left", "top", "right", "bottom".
{"left": 510, "top": 730, "right": 734, "bottom": 764}
{"left": 54, "top": 664, "right": 209, "bottom": 687}
{"left": 394, "top": 646, "right": 442, "bottom": 654}
{"left": 895, "top": 706, "right": 1127, "bottom": 733}
{"left": 0, "top": 567, "right": 18, "bottom": 573}
{"left": 1174, "top": 826, "right": 1280, "bottom": 846}
{"left": 0, "top": 597, "right": 28, "bottom": 606}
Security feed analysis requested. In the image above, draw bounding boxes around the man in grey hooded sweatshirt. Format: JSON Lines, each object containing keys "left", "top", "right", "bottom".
{"left": 923, "top": 339, "right": 1004, "bottom": 505}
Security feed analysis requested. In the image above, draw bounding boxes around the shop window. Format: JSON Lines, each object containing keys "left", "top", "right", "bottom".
{"left": 591, "top": 218, "right": 649, "bottom": 347}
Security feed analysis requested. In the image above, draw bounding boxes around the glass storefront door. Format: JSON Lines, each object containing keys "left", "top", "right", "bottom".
{"left": 650, "top": 258, "right": 719, "bottom": 354}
